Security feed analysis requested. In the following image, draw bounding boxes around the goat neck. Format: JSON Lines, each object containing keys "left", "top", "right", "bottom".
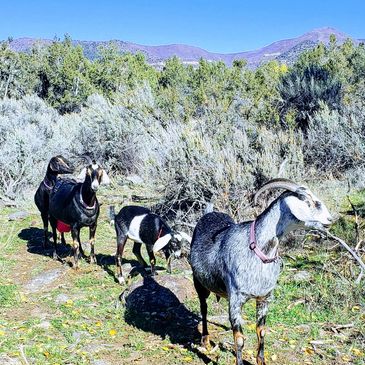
{"left": 80, "top": 175, "right": 97, "bottom": 209}
{"left": 253, "top": 198, "right": 296, "bottom": 255}
{"left": 43, "top": 167, "right": 58, "bottom": 189}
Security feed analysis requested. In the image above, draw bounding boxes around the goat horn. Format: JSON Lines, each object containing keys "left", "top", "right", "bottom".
{"left": 253, "top": 178, "right": 303, "bottom": 205}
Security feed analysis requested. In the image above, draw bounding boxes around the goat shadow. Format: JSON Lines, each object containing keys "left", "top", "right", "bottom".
{"left": 95, "top": 252, "right": 156, "bottom": 283}
{"left": 18, "top": 227, "right": 165, "bottom": 278}
{"left": 18, "top": 227, "right": 72, "bottom": 259}
{"left": 123, "top": 276, "right": 251, "bottom": 364}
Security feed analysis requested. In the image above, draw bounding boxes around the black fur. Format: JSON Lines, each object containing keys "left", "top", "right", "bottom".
{"left": 114, "top": 205, "right": 182, "bottom": 283}
{"left": 48, "top": 162, "right": 107, "bottom": 268}
{"left": 34, "top": 155, "right": 74, "bottom": 247}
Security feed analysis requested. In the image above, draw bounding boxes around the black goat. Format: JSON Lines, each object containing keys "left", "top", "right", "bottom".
{"left": 48, "top": 159, "right": 110, "bottom": 268}
{"left": 34, "top": 155, "right": 74, "bottom": 247}
{"left": 190, "top": 179, "right": 333, "bottom": 365}
{"left": 113, "top": 205, "right": 191, "bottom": 284}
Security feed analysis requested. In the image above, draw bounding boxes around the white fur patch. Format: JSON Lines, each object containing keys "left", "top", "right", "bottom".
{"left": 127, "top": 214, "right": 147, "bottom": 243}
{"left": 91, "top": 179, "right": 99, "bottom": 191}
{"left": 77, "top": 167, "right": 87, "bottom": 182}
{"left": 178, "top": 231, "right": 192, "bottom": 243}
{"left": 285, "top": 195, "right": 332, "bottom": 225}
{"left": 92, "top": 163, "right": 99, "bottom": 169}
{"left": 153, "top": 233, "right": 172, "bottom": 252}
{"left": 101, "top": 171, "right": 110, "bottom": 185}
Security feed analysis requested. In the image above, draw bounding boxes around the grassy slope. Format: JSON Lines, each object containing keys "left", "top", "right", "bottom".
{"left": 0, "top": 190, "right": 364, "bottom": 365}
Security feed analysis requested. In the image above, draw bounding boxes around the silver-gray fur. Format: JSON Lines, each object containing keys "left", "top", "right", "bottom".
{"left": 189, "top": 179, "right": 333, "bottom": 365}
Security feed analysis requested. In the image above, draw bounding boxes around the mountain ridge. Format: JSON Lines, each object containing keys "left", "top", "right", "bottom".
{"left": 6, "top": 27, "right": 363, "bottom": 68}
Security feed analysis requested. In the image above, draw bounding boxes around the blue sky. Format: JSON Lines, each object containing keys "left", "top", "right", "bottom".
{"left": 1, "top": 0, "right": 364, "bottom": 53}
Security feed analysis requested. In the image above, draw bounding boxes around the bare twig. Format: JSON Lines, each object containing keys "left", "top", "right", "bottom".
{"left": 316, "top": 229, "right": 365, "bottom": 274}
{"left": 19, "top": 345, "right": 30, "bottom": 365}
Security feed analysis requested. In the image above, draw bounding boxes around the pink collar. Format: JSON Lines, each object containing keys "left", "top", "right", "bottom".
{"left": 249, "top": 220, "right": 278, "bottom": 264}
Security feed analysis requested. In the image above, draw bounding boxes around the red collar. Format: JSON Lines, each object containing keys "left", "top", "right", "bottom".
{"left": 156, "top": 227, "right": 163, "bottom": 240}
{"left": 249, "top": 220, "right": 278, "bottom": 264}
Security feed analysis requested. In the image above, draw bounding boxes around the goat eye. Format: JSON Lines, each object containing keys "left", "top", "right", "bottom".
{"left": 315, "top": 201, "right": 322, "bottom": 209}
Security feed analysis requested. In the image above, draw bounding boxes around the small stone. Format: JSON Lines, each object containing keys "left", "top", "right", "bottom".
{"left": 37, "top": 321, "right": 52, "bottom": 329}
{"left": 72, "top": 331, "right": 89, "bottom": 341}
{"left": 8, "top": 211, "right": 29, "bottom": 221}
{"left": 91, "top": 360, "right": 111, "bottom": 365}
{"left": 0, "top": 356, "right": 22, "bottom": 364}
{"left": 55, "top": 293, "right": 70, "bottom": 304}
{"left": 24, "top": 268, "right": 64, "bottom": 293}
{"left": 292, "top": 270, "right": 311, "bottom": 282}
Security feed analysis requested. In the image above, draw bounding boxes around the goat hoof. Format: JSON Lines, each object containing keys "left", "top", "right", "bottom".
{"left": 52, "top": 252, "right": 58, "bottom": 260}
{"left": 201, "top": 335, "right": 210, "bottom": 349}
{"left": 90, "top": 255, "right": 96, "bottom": 264}
{"left": 256, "top": 357, "right": 266, "bottom": 365}
{"left": 118, "top": 276, "right": 125, "bottom": 285}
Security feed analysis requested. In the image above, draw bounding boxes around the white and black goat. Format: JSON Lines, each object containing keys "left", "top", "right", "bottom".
{"left": 34, "top": 155, "right": 74, "bottom": 247}
{"left": 48, "top": 157, "right": 110, "bottom": 268}
{"left": 189, "top": 179, "right": 333, "bottom": 365}
{"left": 113, "top": 205, "right": 191, "bottom": 284}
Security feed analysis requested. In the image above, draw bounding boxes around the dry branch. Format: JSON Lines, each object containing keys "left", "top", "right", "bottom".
{"left": 316, "top": 229, "right": 365, "bottom": 279}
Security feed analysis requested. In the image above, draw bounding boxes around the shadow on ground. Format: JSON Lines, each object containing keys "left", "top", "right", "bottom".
{"left": 123, "top": 276, "right": 248, "bottom": 364}
{"left": 18, "top": 227, "right": 72, "bottom": 259}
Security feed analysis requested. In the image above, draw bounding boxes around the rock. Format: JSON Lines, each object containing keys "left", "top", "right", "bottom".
{"left": 125, "top": 174, "right": 144, "bottom": 185}
{"left": 292, "top": 270, "right": 312, "bottom": 282}
{"left": 37, "top": 320, "right": 52, "bottom": 329}
{"left": 8, "top": 211, "right": 29, "bottom": 221}
{"left": 72, "top": 331, "right": 90, "bottom": 342}
{"left": 91, "top": 360, "right": 112, "bottom": 365}
{"left": 0, "top": 356, "right": 22, "bottom": 365}
{"left": 24, "top": 268, "right": 64, "bottom": 293}
{"left": 55, "top": 293, "right": 70, "bottom": 304}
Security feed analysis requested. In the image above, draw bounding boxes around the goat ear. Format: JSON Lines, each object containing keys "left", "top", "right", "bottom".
{"left": 153, "top": 233, "right": 172, "bottom": 253}
{"left": 178, "top": 231, "right": 192, "bottom": 243}
{"left": 77, "top": 167, "right": 87, "bottom": 182}
{"left": 49, "top": 159, "right": 59, "bottom": 172}
{"left": 101, "top": 170, "right": 110, "bottom": 185}
{"left": 285, "top": 196, "right": 312, "bottom": 222}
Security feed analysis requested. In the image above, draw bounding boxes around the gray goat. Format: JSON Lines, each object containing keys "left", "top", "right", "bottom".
{"left": 189, "top": 178, "right": 333, "bottom": 365}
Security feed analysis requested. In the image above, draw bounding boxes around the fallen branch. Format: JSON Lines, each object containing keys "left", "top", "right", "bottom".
{"left": 316, "top": 229, "right": 365, "bottom": 276}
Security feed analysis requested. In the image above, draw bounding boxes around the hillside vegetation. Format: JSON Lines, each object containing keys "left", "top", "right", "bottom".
{"left": 0, "top": 35, "right": 365, "bottom": 364}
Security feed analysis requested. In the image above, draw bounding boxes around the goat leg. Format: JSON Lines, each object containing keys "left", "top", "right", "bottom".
{"left": 41, "top": 212, "right": 49, "bottom": 248}
{"left": 116, "top": 236, "right": 127, "bottom": 285}
{"left": 60, "top": 233, "right": 66, "bottom": 246}
{"left": 229, "top": 293, "right": 248, "bottom": 365}
{"left": 89, "top": 224, "right": 97, "bottom": 264}
{"left": 49, "top": 216, "right": 58, "bottom": 260}
{"left": 132, "top": 242, "right": 148, "bottom": 269}
{"left": 165, "top": 252, "right": 172, "bottom": 274}
{"left": 71, "top": 227, "right": 80, "bottom": 270}
{"left": 147, "top": 247, "right": 157, "bottom": 276}
{"left": 256, "top": 299, "right": 268, "bottom": 365}
{"left": 193, "top": 276, "right": 211, "bottom": 349}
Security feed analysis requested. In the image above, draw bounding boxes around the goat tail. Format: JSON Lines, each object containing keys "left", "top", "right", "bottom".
{"left": 108, "top": 205, "right": 116, "bottom": 226}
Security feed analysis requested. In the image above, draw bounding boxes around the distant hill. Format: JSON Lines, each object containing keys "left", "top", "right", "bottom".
{"left": 6, "top": 27, "right": 362, "bottom": 68}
